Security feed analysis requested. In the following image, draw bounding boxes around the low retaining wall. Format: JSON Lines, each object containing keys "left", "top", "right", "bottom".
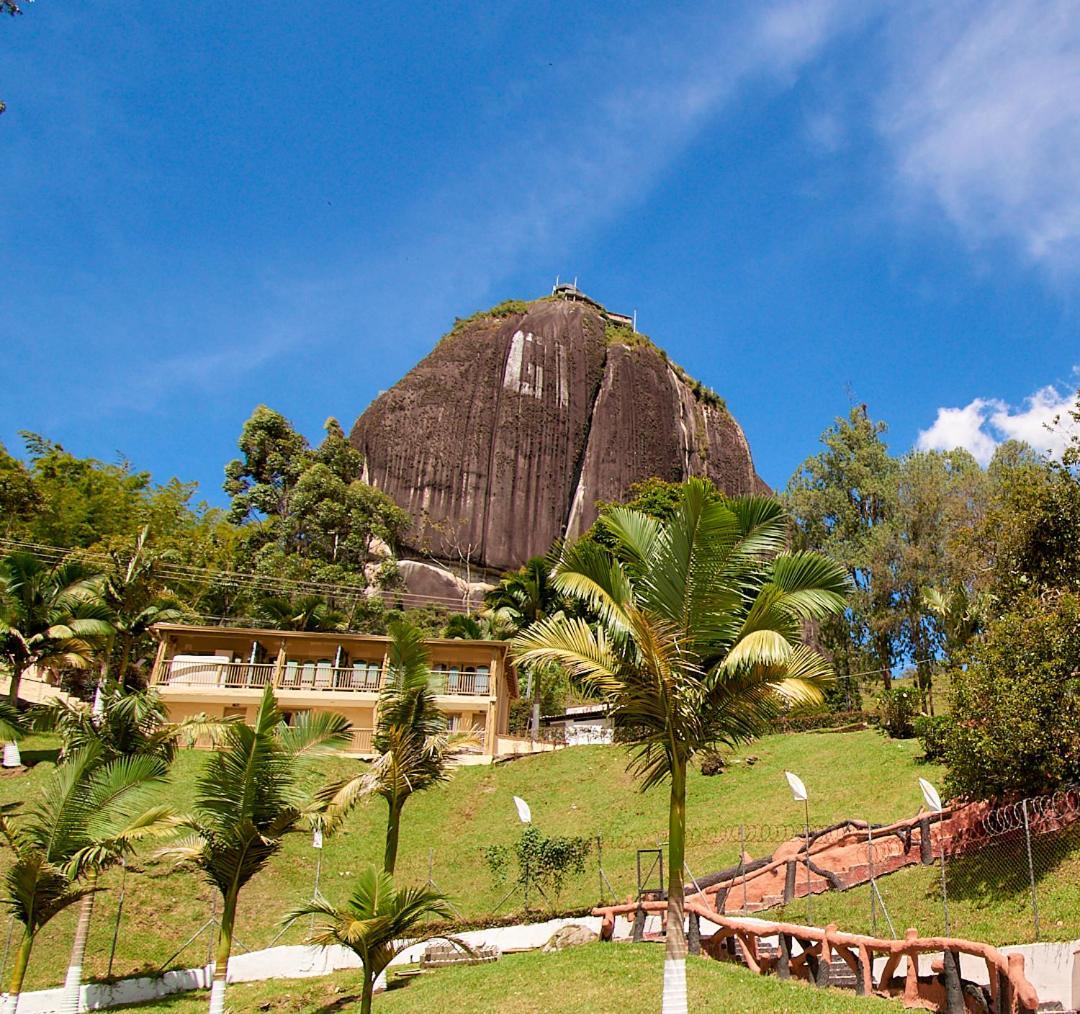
{"left": 2, "top": 917, "right": 607, "bottom": 1013}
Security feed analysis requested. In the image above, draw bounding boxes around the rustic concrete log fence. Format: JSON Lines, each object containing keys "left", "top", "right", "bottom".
{"left": 594, "top": 899, "right": 1040, "bottom": 1013}
{"left": 688, "top": 809, "right": 975, "bottom": 914}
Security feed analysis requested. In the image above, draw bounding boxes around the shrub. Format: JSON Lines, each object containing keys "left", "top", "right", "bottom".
{"left": 483, "top": 826, "right": 592, "bottom": 910}
{"left": 914, "top": 714, "right": 951, "bottom": 762}
{"left": 879, "top": 686, "right": 920, "bottom": 738}
{"left": 770, "top": 709, "right": 874, "bottom": 734}
{"left": 940, "top": 591, "right": 1080, "bottom": 799}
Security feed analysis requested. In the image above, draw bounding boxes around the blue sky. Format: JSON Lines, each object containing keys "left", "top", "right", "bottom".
{"left": 4, "top": 0, "right": 1079, "bottom": 505}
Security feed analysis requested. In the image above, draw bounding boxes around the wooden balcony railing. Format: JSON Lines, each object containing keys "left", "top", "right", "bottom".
{"left": 161, "top": 660, "right": 277, "bottom": 689}
{"left": 159, "top": 660, "right": 493, "bottom": 697}
{"left": 433, "top": 671, "right": 491, "bottom": 697}
{"left": 278, "top": 664, "right": 382, "bottom": 693}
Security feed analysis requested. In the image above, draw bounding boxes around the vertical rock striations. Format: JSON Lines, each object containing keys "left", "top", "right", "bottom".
{"left": 351, "top": 296, "right": 767, "bottom": 572}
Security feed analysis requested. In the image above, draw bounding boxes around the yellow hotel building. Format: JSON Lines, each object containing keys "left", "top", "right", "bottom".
{"left": 149, "top": 623, "right": 520, "bottom": 760}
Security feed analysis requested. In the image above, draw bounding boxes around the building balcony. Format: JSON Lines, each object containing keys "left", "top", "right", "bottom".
{"left": 157, "top": 656, "right": 493, "bottom": 697}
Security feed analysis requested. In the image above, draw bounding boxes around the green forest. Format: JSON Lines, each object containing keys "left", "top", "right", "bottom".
{"left": 2, "top": 394, "right": 1080, "bottom": 802}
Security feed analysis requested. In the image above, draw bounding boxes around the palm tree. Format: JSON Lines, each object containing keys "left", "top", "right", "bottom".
{"left": 257, "top": 594, "right": 346, "bottom": 632}
{"left": 285, "top": 866, "right": 453, "bottom": 1014}
{"left": 484, "top": 555, "right": 566, "bottom": 737}
{"left": 318, "top": 620, "right": 472, "bottom": 874}
{"left": 36, "top": 683, "right": 229, "bottom": 765}
{"left": 0, "top": 745, "right": 172, "bottom": 1014}
{"left": 162, "top": 685, "right": 349, "bottom": 1014}
{"left": 0, "top": 553, "right": 113, "bottom": 704}
{"left": 99, "top": 528, "right": 184, "bottom": 689}
{"left": 512, "top": 481, "right": 849, "bottom": 1014}
{"left": 36, "top": 684, "right": 229, "bottom": 1014}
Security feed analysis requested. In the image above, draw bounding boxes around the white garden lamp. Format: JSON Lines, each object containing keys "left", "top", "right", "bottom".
{"left": 785, "top": 771, "right": 813, "bottom": 923}
{"left": 2, "top": 741, "right": 20, "bottom": 768}
{"left": 919, "top": 777, "right": 950, "bottom": 934}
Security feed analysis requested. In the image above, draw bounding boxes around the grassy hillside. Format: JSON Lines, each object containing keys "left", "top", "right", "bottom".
{"left": 111, "top": 943, "right": 899, "bottom": 1013}
{"left": 0, "top": 730, "right": 941, "bottom": 990}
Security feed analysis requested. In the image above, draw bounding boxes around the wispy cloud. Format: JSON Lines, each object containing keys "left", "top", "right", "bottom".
{"left": 917, "top": 376, "right": 1079, "bottom": 465}
{"left": 880, "top": 0, "right": 1080, "bottom": 271}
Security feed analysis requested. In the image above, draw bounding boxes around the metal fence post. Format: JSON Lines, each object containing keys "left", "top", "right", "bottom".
{"left": 739, "top": 824, "right": 748, "bottom": 914}
{"left": 939, "top": 838, "right": 950, "bottom": 937}
{"left": 1021, "top": 799, "right": 1041, "bottom": 941}
{"left": 867, "top": 821, "right": 877, "bottom": 936}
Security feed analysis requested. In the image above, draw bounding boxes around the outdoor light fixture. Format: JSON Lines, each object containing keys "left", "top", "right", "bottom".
{"left": 784, "top": 771, "right": 814, "bottom": 923}
{"left": 919, "top": 777, "right": 943, "bottom": 813}
{"left": 513, "top": 795, "right": 532, "bottom": 824}
{"left": 918, "top": 777, "right": 950, "bottom": 934}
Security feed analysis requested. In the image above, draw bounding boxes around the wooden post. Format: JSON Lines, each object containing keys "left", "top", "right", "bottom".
{"left": 272, "top": 642, "right": 287, "bottom": 687}
{"left": 778, "top": 933, "right": 791, "bottom": 980}
{"left": 920, "top": 817, "right": 933, "bottom": 865}
{"left": 817, "top": 926, "right": 834, "bottom": 987}
{"left": 149, "top": 638, "right": 169, "bottom": 685}
{"left": 631, "top": 905, "right": 646, "bottom": 942}
{"left": 903, "top": 928, "right": 920, "bottom": 1005}
{"left": 687, "top": 911, "right": 701, "bottom": 956}
{"left": 784, "top": 860, "right": 797, "bottom": 904}
{"left": 856, "top": 943, "right": 872, "bottom": 996}
{"left": 942, "top": 948, "right": 964, "bottom": 1014}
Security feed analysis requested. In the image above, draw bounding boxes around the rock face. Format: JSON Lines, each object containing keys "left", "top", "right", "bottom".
{"left": 351, "top": 296, "right": 766, "bottom": 573}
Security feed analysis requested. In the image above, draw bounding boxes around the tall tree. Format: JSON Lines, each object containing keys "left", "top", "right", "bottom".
{"left": 162, "top": 686, "right": 349, "bottom": 1014}
{"left": 0, "top": 745, "right": 172, "bottom": 1014}
{"left": 787, "top": 407, "right": 901, "bottom": 691}
{"left": 318, "top": 621, "right": 469, "bottom": 874}
{"left": 0, "top": 552, "right": 113, "bottom": 704}
{"left": 513, "top": 480, "right": 848, "bottom": 1013}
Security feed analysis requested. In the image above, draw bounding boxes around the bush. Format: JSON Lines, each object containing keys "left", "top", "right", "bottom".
{"left": 914, "top": 714, "right": 951, "bottom": 762}
{"left": 483, "top": 826, "right": 592, "bottom": 910}
{"left": 940, "top": 591, "right": 1080, "bottom": 799}
{"left": 879, "top": 686, "right": 920, "bottom": 739}
{"left": 770, "top": 709, "right": 873, "bottom": 734}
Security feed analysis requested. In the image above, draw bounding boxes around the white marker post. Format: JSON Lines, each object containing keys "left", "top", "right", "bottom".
{"left": 785, "top": 771, "right": 813, "bottom": 924}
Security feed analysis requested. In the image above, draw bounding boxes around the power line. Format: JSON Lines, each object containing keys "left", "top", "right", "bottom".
{"left": 0, "top": 537, "right": 477, "bottom": 612}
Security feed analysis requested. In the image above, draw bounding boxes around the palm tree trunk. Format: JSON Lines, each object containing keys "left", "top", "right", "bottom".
{"left": 3, "top": 927, "right": 33, "bottom": 1014}
{"left": 208, "top": 889, "right": 236, "bottom": 1014}
{"left": 6, "top": 663, "right": 24, "bottom": 706}
{"left": 60, "top": 877, "right": 97, "bottom": 1014}
{"left": 360, "top": 963, "right": 375, "bottom": 1014}
{"left": 383, "top": 799, "right": 403, "bottom": 875}
{"left": 662, "top": 757, "right": 688, "bottom": 1014}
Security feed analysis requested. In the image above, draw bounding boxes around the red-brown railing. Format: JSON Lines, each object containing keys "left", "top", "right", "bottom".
{"left": 594, "top": 900, "right": 1039, "bottom": 1013}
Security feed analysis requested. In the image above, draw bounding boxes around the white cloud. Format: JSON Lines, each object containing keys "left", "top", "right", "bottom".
{"left": 881, "top": 0, "right": 1080, "bottom": 270}
{"left": 917, "top": 380, "right": 1078, "bottom": 465}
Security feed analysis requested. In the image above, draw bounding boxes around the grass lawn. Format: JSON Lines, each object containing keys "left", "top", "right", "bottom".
{"left": 106, "top": 943, "right": 900, "bottom": 1013}
{"left": 0, "top": 729, "right": 949, "bottom": 990}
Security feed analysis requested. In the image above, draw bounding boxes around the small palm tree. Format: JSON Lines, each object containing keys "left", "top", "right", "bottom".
{"left": 484, "top": 555, "right": 566, "bottom": 737}
{"left": 162, "top": 686, "right": 349, "bottom": 1014}
{"left": 512, "top": 481, "right": 849, "bottom": 1014}
{"left": 318, "top": 621, "right": 471, "bottom": 874}
{"left": 35, "top": 684, "right": 232, "bottom": 1013}
{"left": 36, "top": 683, "right": 229, "bottom": 765}
{"left": 257, "top": 594, "right": 346, "bottom": 632}
{"left": 285, "top": 866, "right": 452, "bottom": 1014}
{"left": 0, "top": 553, "right": 113, "bottom": 704}
{"left": 0, "top": 745, "right": 172, "bottom": 1014}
